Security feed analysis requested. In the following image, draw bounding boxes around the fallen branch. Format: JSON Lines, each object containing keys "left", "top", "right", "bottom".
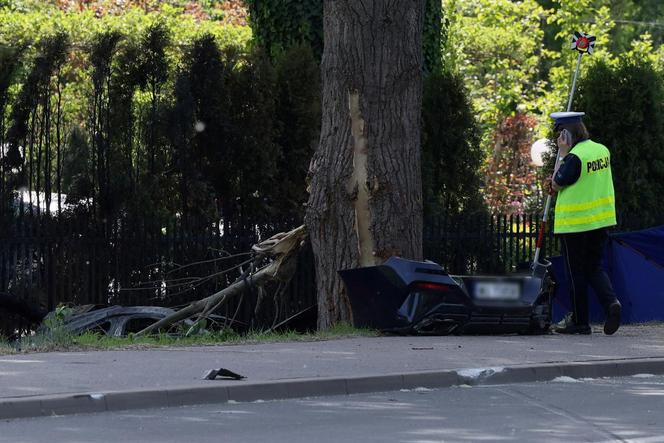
{"left": 135, "top": 225, "right": 307, "bottom": 336}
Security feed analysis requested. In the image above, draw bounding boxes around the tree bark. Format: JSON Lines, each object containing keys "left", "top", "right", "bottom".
{"left": 306, "top": 0, "right": 424, "bottom": 329}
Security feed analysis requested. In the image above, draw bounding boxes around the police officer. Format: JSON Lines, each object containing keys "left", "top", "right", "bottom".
{"left": 549, "top": 111, "right": 621, "bottom": 335}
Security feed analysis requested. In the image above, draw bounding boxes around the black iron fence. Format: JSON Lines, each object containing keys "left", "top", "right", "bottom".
{"left": 0, "top": 212, "right": 558, "bottom": 337}
{"left": 424, "top": 212, "right": 559, "bottom": 275}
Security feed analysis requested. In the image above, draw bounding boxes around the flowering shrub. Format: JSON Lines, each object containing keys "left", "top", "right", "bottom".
{"left": 483, "top": 113, "right": 540, "bottom": 215}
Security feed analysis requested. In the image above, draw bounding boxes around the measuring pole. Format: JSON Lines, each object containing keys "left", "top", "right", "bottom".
{"left": 531, "top": 32, "right": 595, "bottom": 274}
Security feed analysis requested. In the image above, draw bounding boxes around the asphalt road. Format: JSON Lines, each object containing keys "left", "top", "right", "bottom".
{"left": 2, "top": 374, "right": 664, "bottom": 443}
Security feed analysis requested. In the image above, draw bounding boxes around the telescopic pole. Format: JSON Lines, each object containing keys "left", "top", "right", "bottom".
{"left": 531, "top": 33, "right": 594, "bottom": 274}
{"left": 567, "top": 53, "right": 583, "bottom": 111}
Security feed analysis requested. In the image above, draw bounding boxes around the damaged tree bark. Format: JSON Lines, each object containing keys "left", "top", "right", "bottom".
{"left": 305, "top": 0, "right": 425, "bottom": 329}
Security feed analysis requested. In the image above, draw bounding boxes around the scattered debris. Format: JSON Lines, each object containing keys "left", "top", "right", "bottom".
{"left": 136, "top": 225, "right": 307, "bottom": 336}
{"left": 457, "top": 367, "right": 505, "bottom": 380}
{"left": 60, "top": 306, "right": 193, "bottom": 337}
{"left": 551, "top": 376, "right": 581, "bottom": 383}
{"left": 49, "top": 305, "right": 243, "bottom": 337}
{"left": 203, "top": 367, "right": 246, "bottom": 380}
{"left": 400, "top": 387, "right": 434, "bottom": 392}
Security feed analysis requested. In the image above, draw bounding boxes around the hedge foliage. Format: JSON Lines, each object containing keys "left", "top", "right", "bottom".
{"left": 0, "top": 6, "right": 326, "bottom": 239}
{"left": 0, "top": 5, "right": 252, "bottom": 48}
{"left": 244, "top": 0, "right": 323, "bottom": 59}
{"left": 422, "top": 71, "right": 483, "bottom": 217}
{"left": 574, "top": 57, "right": 664, "bottom": 230}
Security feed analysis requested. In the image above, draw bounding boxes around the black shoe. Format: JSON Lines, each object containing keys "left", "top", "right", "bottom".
{"left": 604, "top": 301, "right": 622, "bottom": 335}
{"left": 554, "top": 323, "right": 592, "bottom": 335}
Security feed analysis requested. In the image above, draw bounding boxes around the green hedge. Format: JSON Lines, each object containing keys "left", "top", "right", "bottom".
{"left": 0, "top": 4, "right": 252, "bottom": 46}
{"left": 575, "top": 57, "right": 664, "bottom": 230}
{"left": 0, "top": 7, "right": 327, "bottom": 232}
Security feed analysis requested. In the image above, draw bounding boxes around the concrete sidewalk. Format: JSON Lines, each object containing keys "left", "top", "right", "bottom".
{"left": 2, "top": 325, "right": 664, "bottom": 419}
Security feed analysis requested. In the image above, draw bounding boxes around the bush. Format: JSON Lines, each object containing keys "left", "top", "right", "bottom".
{"left": 270, "top": 44, "right": 320, "bottom": 219}
{"left": 244, "top": 0, "right": 323, "bottom": 59}
{"left": 575, "top": 58, "right": 664, "bottom": 230}
{"left": 483, "top": 113, "right": 539, "bottom": 215}
{"left": 421, "top": 70, "right": 484, "bottom": 217}
{"left": 422, "top": 71, "right": 499, "bottom": 273}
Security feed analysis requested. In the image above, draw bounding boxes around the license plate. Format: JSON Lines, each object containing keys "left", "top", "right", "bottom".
{"left": 474, "top": 281, "right": 521, "bottom": 301}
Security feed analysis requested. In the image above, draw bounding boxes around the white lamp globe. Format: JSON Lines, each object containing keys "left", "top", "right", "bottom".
{"left": 530, "top": 138, "right": 551, "bottom": 167}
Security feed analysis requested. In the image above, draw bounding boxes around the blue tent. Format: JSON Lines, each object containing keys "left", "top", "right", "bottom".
{"left": 550, "top": 225, "right": 664, "bottom": 323}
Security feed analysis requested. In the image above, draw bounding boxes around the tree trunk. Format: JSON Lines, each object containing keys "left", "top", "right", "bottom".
{"left": 306, "top": 0, "right": 424, "bottom": 329}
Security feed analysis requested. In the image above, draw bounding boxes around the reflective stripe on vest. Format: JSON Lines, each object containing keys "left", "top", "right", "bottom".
{"left": 554, "top": 139, "right": 617, "bottom": 234}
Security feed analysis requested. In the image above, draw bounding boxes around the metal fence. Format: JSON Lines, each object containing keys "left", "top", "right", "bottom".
{"left": 424, "top": 212, "right": 559, "bottom": 275}
{"left": 0, "top": 212, "right": 557, "bottom": 336}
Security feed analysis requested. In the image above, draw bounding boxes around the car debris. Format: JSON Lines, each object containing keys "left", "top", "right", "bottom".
{"left": 203, "top": 367, "right": 246, "bottom": 380}
{"left": 49, "top": 305, "right": 242, "bottom": 337}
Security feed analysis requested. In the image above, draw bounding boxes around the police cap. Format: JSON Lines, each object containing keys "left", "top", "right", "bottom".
{"left": 550, "top": 111, "right": 585, "bottom": 126}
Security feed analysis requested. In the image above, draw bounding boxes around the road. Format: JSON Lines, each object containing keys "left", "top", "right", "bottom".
{"left": 2, "top": 375, "right": 664, "bottom": 443}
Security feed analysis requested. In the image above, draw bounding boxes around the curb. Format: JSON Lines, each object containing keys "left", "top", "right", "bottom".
{"left": 2, "top": 357, "right": 664, "bottom": 420}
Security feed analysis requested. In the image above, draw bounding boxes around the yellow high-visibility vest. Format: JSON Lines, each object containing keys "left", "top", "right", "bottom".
{"left": 554, "top": 139, "right": 617, "bottom": 233}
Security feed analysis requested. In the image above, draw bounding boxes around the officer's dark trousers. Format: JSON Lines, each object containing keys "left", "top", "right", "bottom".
{"left": 560, "top": 228, "right": 618, "bottom": 326}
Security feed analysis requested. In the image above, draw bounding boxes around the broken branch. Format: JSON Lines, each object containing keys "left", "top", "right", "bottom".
{"left": 135, "top": 225, "right": 307, "bottom": 336}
